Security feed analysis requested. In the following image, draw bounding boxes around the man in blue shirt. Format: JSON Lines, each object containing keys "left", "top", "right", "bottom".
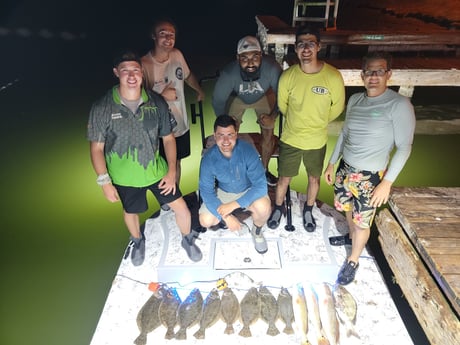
{"left": 199, "top": 115, "right": 271, "bottom": 254}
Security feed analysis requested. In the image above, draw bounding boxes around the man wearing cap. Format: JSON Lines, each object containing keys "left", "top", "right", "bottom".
{"left": 267, "top": 26, "right": 345, "bottom": 233}
{"left": 212, "top": 35, "right": 282, "bottom": 187}
{"left": 87, "top": 50, "right": 202, "bottom": 266}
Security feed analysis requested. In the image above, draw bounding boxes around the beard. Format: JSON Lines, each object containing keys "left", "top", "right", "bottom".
{"left": 240, "top": 66, "right": 261, "bottom": 81}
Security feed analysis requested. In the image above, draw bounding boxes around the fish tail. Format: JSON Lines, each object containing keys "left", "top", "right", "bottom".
{"left": 283, "top": 324, "right": 295, "bottom": 335}
{"left": 346, "top": 326, "right": 361, "bottom": 339}
{"left": 133, "top": 333, "right": 147, "bottom": 345}
{"left": 238, "top": 325, "right": 252, "bottom": 337}
{"left": 193, "top": 327, "right": 205, "bottom": 339}
{"left": 267, "top": 324, "right": 280, "bottom": 336}
{"left": 174, "top": 327, "right": 187, "bottom": 340}
{"left": 224, "top": 324, "right": 234, "bottom": 334}
{"left": 317, "top": 335, "right": 330, "bottom": 345}
{"left": 164, "top": 328, "right": 175, "bottom": 340}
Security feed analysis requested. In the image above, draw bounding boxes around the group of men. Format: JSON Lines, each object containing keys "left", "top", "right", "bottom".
{"left": 87, "top": 18, "right": 415, "bottom": 286}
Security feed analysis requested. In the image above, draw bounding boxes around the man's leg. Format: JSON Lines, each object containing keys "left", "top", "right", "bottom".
{"left": 169, "top": 197, "right": 202, "bottom": 262}
{"left": 123, "top": 211, "right": 145, "bottom": 266}
{"left": 302, "top": 175, "right": 320, "bottom": 232}
{"left": 248, "top": 196, "right": 271, "bottom": 254}
{"left": 267, "top": 176, "right": 291, "bottom": 228}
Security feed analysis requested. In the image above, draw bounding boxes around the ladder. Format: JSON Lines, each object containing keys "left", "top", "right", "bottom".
{"left": 292, "top": 0, "right": 340, "bottom": 29}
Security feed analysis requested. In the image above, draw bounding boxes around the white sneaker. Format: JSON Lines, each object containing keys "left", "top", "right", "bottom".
{"left": 251, "top": 226, "right": 268, "bottom": 254}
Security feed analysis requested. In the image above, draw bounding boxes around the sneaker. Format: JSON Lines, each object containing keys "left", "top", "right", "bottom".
{"left": 181, "top": 230, "right": 203, "bottom": 262}
{"left": 302, "top": 205, "right": 316, "bottom": 232}
{"left": 337, "top": 260, "right": 359, "bottom": 285}
{"left": 267, "top": 204, "right": 284, "bottom": 229}
{"left": 129, "top": 235, "right": 146, "bottom": 267}
{"left": 329, "top": 235, "right": 352, "bottom": 246}
{"left": 265, "top": 171, "right": 278, "bottom": 187}
{"left": 251, "top": 226, "right": 268, "bottom": 254}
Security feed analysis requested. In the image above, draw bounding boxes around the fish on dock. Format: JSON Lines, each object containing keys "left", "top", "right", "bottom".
{"left": 159, "top": 287, "right": 181, "bottom": 340}
{"left": 223, "top": 271, "right": 260, "bottom": 290}
{"left": 305, "top": 283, "right": 330, "bottom": 345}
{"left": 292, "top": 283, "right": 311, "bottom": 345}
{"left": 133, "top": 288, "right": 164, "bottom": 345}
{"left": 174, "top": 288, "right": 203, "bottom": 340}
{"left": 277, "top": 287, "right": 295, "bottom": 335}
{"left": 259, "top": 286, "right": 280, "bottom": 336}
{"left": 317, "top": 283, "right": 339, "bottom": 345}
{"left": 333, "top": 284, "right": 360, "bottom": 339}
{"left": 220, "top": 287, "right": 240, "bottom": 334}
{"left": 193, "top": 288, "right": 222, "bottom": 339}
{"left": 238, "top": 287, "right": 260, "bottom": 337}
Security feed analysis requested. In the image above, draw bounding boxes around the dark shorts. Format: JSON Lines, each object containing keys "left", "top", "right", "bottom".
{"left": 114, "top": 181, "right": 182, "bottom": 214}
{"left": 160, "top": 130, "right": 191, "bottom": 160}
{"left": 333, "top": 159, "right": 384, "bottom": 228}
{"left": 278, "top": 141, "right": 326, "bottom": 177}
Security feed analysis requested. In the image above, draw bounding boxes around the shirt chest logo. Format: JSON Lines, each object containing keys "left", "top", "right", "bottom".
{"left": 311, "top": 86, "right": 329, "bottom": 95}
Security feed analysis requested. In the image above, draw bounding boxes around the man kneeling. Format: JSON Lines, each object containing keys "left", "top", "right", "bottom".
{"left": 199, "top": 115, "right": 271, "bottom": 254}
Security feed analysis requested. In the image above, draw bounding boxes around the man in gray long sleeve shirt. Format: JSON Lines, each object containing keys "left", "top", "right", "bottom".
{"left": 324, "top": 51, "right": 416, "bottom": 285}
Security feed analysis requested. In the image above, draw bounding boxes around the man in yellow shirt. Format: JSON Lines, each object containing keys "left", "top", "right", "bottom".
{"left": 268, "top": 26, "right": 345, "bottom": 232}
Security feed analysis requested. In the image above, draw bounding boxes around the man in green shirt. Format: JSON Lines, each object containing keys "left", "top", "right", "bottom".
{"left": 87, "top": 51, "right": 202, "bottom": 266}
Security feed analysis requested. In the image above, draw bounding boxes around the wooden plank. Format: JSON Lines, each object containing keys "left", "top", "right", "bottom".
{"left": 375, "top": 209, "right": 460, "bottom": 344}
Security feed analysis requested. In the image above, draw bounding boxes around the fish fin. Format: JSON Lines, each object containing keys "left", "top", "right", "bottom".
{"left": 266, "top": 324, "right": 280, "bottom": 336}
{"left": 224, "top": 324, "right": 234, "bottom": 334}
{"left": 193, "top": 328, "right": 205, "bottom": 339}
{"left": 317, "top": 335, "right": 331, "bottom": 345}
{"left": 346, "top": 325, "right": 361, "bottom": 339}
{"left": 283, "top": 325, "right": 295, "bottom": 334}
{"left": 133, "top": 333, "right": 147, "bottom": 345}
{"left": 164, "top": 328, "right": 175, "bottom": 340}
{"left": 238, "top": 325, "right": 252, "bottom": 337}
{"left": 174, "top": 327, "right": 187, "bottom": 340}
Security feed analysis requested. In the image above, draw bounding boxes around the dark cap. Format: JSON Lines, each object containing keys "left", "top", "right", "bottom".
{"left": 113, "top": 50, "right": 141, "bottom": 68}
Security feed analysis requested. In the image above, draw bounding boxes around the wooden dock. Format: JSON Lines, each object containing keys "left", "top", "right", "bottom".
{"left": 375, "top": 187, "right": 460, "bottom": 345}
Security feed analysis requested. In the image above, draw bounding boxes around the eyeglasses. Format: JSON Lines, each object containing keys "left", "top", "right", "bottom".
{"left": 238, "top": 53, "right": 262, "bottom": 63}
{"left": 157, "top": 30, "right": 175, "bottom": 39}
{"left": 362, "top": 69, "right": 389, "bottom": 77}
{"left": 295, "top": 41, "right": 318, "bottom": 50}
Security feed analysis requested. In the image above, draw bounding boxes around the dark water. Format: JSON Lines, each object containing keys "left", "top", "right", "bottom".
{"left": 1, "top": 2, "right": 458, "bottom": 345}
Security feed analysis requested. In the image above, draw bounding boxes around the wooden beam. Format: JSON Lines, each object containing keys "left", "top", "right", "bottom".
{"left": 375, "top": 208, "right": 460, "bottom": 345}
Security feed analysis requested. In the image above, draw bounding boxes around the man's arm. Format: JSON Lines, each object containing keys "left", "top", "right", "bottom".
{"left": 185, "top": 72, "right": 205, "bottom": 102}
{"left": 89, "top": 141, "right": 119, "bottom": 202}
{"left": 158, "top": 133, "right": 177, "bottom": 195}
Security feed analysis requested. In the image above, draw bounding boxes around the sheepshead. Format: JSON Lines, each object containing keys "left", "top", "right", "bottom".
{"left": 277, "top": 287, "right": 295, "bottom": 335}
{"left": 238, "top": 287, "right": 260, "bottom": 337}
{"left": 292, "top": 283, "right": 311, "bottom": 345}
{"left": 333, "top": 284, "right": 360, "bottom": 338}
{"left": 175, "top": 288, "right": 203, "bottom": 340}
{"left": 193, "top": 288, "right": 221, "bottom": 339}
{"left": 317, "top": 283, "right": 339, "bottom": 345}
{"left": 220, "top": 287, "right": 240, "bottom": 334}
{"left": 159, "top": 286, "right": 181, "bottom": 339}
{"left": 305, "top": 284, "right": 330, "bottom": 345}
{"left": 133, "top": 288, "right": 164, "bottom": 345}
{"left": 259, "top": 286, "right": 280, "bottom": 336}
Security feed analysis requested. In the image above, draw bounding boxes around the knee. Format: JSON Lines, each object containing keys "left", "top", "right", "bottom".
{"left": 199, "top": 213, "right": 218, "bottom": 227}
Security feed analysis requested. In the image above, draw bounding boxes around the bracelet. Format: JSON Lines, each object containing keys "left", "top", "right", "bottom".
{"left": 96, "top": 173, "right": 112, "bottom": 186}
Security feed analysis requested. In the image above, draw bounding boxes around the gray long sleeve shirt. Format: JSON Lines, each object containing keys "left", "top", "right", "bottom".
{"left": 329, "top": 88, "right": 416, "bottom": 182}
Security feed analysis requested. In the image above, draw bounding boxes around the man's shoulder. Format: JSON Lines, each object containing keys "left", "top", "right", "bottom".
{"left": 92, "top": 88, "right": 115, "bottom": 108}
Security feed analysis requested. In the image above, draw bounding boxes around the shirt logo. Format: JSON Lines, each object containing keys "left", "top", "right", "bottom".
{"left": 111, "top": 113, "right": 122, "bottom": 120}
{"left": 175, "top": 67, "right": 183, "bottom": 80}
{"left": 311, "top": 86, "right": 329, "bottom": 95}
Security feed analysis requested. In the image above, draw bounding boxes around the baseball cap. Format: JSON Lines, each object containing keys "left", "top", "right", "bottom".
{"left": 113, "top": 50, "right": 141, "bottom": 68}
{"left": 237, "top": 36, "right": 261, "bottom": 54}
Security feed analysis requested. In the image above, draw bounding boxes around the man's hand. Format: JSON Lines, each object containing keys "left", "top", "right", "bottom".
{"left": 370, "top": 179, "right": 392, "bottom": 208}
{"left": 323, "top": 163, "right": 335, "bottom": 185}
{"left": 161, "top": 81, "right": 177, "bottom": 102}
{"left": 217, "top": 201, "right": 239, "bottom": 219}
{"left": 223, "top": 214, "right": 241, "bottom": 231}
{"left": 102, "top": 184, "right": 119, "bottom": 203}
{"left": 258, "top": 113, "right": 275, "bottom": 128}
{"left": 158, "top": 171, "right": 177, "bottom": 195}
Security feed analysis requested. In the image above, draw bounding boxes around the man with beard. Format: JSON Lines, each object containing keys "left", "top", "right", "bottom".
{"left": 212, "top": 36, "right": 282, "bottom": 186}
{"left": 267, "top": 26, "right": 345, "bottom": 233}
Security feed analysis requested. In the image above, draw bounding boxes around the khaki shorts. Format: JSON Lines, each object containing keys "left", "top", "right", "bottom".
{"left": 278, "top": 141, "right": 326, "bottom": 177}
{"left": 227, "top": 88, "right": 276, "bottom": 130}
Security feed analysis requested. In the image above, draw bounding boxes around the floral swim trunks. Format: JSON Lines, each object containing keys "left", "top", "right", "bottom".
{"left": 333, "top": 159, "right": 385, "bottom": 228}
